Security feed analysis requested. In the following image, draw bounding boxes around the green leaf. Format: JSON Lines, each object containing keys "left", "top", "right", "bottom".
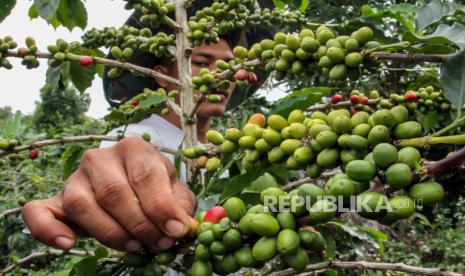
{"left": 415, "top": 0, "right": 465, "bottom": 32}
{"left": 220, "top": 163, "right": 266, "bottom": 201}
{"left": 70, "top": 256, "right": 97, "bottom": 276}
{"left": 403, "top": 22, "right": 465, "bottom": 50}
{"left": 61, "top": 145, "right": 84, "bottom": 178}
{"left": 0, "top": 0, "right": 16, "bottom": 23}
{"left": 272, "top": 0, "right": 285, "bottom": 9}
{"left": 34, "top": 0, "right": 60, "bottom": 21}
{"left": 46, "top": 63, "right": 63, "bottom": 89}
{"left": 440, "top": 50, "right": 465, "bottom": 115}
{"left": 415, "top": 110, "right": 440, "bottom": 133}
{"left": 28, "top": 4, "right": 38, "bottom": 18}
{"left": 266, "top": 164, "right": 288, "bottom": 184}
{"left": 206, "top": 152, "right": 245, "bottom": 195}
{"left": 68, "top": 61, "right": 95, "bottom": 93}
{"left": 299, "top": 0, "right": 309, "bottom": 12}
{"left": 174, "top": 137, "right": 185, "bottom": 179}
{"left": 56, "top": 0, "right": 87, "bottom": 31}
{"left": 93, "top": 247, "right": 108, "bottom": 259}
{"left": 327, "top": 221, "right": 387, "bottom": 254}
{"left": 139, "top": 95, "right": 169, "bottom": 109}
{"left": 316, "top": 226, "right": 336, "bottom": 260}
{"left": 2, "top": 111, "right": 22, "bottom": 138}
{"left": 270, "top": 87, "right": 332, "bottom": 118}
{"left": 407, "top": 44, "right": 456, "bottom": 54}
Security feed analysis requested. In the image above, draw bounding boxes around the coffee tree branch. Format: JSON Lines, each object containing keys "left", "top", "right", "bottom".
{"left": 0, "top": 249, "right": 95, "bottom": 276}
{"left": 0, "top": 135, "right": 178, "bottom": 157}
{"left": 269, "top": 260, "right": 462, "bottom": 276}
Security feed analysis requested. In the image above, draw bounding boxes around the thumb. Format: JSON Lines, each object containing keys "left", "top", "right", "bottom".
{"left": 21, "top": 194, "right": 76, "bottom": 250}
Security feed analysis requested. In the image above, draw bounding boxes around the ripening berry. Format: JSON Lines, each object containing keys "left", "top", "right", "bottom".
{"left": 404, "top": 91, "right": 418, "bottom": 102}
{"left": 359, "top": 96, "right": 369, "bottom": 104}
{"left": 235, "top": 69, "right": 249, "bottom": 81}
{"left": 248, "top": 72, "right": 258, "bottom": 84}
{"left": 29, "top": 149, "right": 39, "bottom": 160}
{"left": 203, "top": 206, "right": 227, "bottom": 223}
{"left": 331, "top": 94, "right": 342, "bottom": 104}
{"left": 79, "top": 56, "right": 94, "bottom": 67}
{"left": 350, "top": 95, "right": 360, "bottom": 104}
{"left": 131, "top": 100, "right": 139, "bottom": 107}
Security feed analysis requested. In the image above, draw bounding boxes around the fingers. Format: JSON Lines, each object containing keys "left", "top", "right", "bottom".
{"left": 118, "top": 137, "right": 196, "bottom": 238}
{"left": 80, "top": 148, "right": 169, "bottom": 250}
{"left": 173, "top": 180, "right": 198, "bottom": 217}
{"left": 62, "top": 170, "right": 134, "bottom": 251}
{"left": 21, "top": 195, "right": 76, "bottom": 250}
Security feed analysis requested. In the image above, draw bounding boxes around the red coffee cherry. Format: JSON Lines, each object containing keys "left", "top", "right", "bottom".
{"left": 404, "top": 91, "right": 418, "bottom": 102}
{"left": 29, "top": 149, "right": 39, "bottom": 160}
{"left": 359, "top": 96, "right": 369, "bottom": 104}
{"left": 331, "top": 94, "right": 342, "bottom": 104}
{"left": 79, "top": 56, "right": 94, "bottom": 67}
{"left": 203, "top": 206, "right": 227, "bottom": 223}
{"left": 235, "top": 69, "right": 250, "bottom": 81}
{"left": 350, "top": 95, "right": 360, "bottom": 104}
{"left": 248, "top": 72, "right": 258, "bottom": 84}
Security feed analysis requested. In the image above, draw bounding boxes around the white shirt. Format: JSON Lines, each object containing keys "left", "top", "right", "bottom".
{"left": 100, "top": 114, "right": 188, "bottom": 183}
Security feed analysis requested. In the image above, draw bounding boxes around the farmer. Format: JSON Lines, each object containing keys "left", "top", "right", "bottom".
{"left": 21, "top": 4, "right": 272, "bottom": 253}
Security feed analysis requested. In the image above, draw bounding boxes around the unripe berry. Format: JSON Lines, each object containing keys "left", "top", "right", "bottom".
{"left": 79, "top": 56, "right": 94, "bottom": 67}
{"left": 29, "top": 149, "right": 39, "bottom": 160}
{"left": 331, "top": 94, "right": 342, "bottom": 104}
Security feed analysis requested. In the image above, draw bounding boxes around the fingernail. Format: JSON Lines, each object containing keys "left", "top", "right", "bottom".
{"left": 165, "top": 220, "right": 186, "bottom": 237}
{"left": 54, "top": 236, "right": 74, "bottom": 249}
{"left": 125, "top": 239, "right": 141, "bottom": 252}
{"left": 157, "top": 237, "right": 174, "bottom": 250}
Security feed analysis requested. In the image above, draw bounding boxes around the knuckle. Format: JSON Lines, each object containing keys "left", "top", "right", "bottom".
{"left": 99, "top": 226, "right": 127, "bottom": 245}
{"left": 128, "top": 220, "right": 156, "bottom": 238}
{"left": 117, "top": 136, "right": 144, "bottom": 150}
{"left": 95, "top": 179, "right": 127, "bottom": 208}
{"left": 131, "top": 165, "right": 161, "bottom": 188}
{"left": 145, "top": 197, "right": 169, "bottom": 216}
{"left": 62, "top": 191, "right": 89, "bottom": 217}
{"left": 80, "top": 149, "right": 103, "bottom": 165}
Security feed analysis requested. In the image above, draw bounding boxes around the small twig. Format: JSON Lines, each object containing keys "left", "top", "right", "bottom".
{"left": 163, "top": 15, "right": 182, "bottom": 31}
{"left": 0, "top": 207, "right": 21, "bottom": 220}
{"left": 367, "top": 52, "right": 445, "bottom": 63}
{"left": 269, "top": 260, "right": 462, "bottom": 276}
{"left": 282, "top": 170, "right": 340, "bottom": 191}
{"left": 424, "top": 147, "right": 465, "bottom": 177}
{"left": 0, "top": 135, "right": 178, "bottom": 157}
{"left": 1, "top": 249, "right": 94, "bottom": 275}
{"left": 5, "top": 50, "right": 182, "bottom": 87}
{"left": 307, "top": 99, "right": 380, "bottom": 112}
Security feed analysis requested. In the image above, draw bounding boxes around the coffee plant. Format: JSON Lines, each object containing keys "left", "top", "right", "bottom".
{"left": 1, "top": 0, "right": 465, "bottom": 275}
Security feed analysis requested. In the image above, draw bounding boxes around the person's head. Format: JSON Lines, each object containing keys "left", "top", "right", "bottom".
{"left": 153, "top": 38, "right": 235, "bottom": 119}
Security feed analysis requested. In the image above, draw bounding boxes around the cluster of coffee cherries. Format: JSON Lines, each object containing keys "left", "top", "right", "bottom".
{"left": 385, "top": 86, "right": 452, "bottom": 113}
{"left": 108, "top": 88, "right": 179, "bottom": 124}
{"left": 124, "top": 194, "right": 328, "bottom": 276}
{"left": 0, "top": 36, "right": 18, "bottom": 69}
{"left": 187, "top": 0, "right": 254, "bottom": 46}
{"left": 233, "top": 26, "right": 379, "bottom": 81}
{"left": 82, "top": 26, "right": 176, "bottom": 60}
{"left": 247, "top": 7, "right": 308, "bottom": 30}
{"left": 123, "top": 0, "right": 175, "bottom": 30}
{"left": 191, "top": 68, "right": 234, "bottom": 103}
{"left": 124, "top": 174, "right": 443, "bottom": 276}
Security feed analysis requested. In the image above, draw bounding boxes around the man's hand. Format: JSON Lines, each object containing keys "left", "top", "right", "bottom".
{"left": 21, "top": 137, "right": 198, "bottom": 252}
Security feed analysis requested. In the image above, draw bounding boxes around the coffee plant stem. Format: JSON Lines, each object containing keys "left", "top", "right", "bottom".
{"left": 432, "top": 116, "right": 465, "bottom": 137}
{"left": 396, "top": 134, "right": 465, "bottom": 148}
{"left": 163, "top": 15, "right": 182, "bottom": 31}
{"left": 368, "top": 52, "right": 445, "bottom": 63}
{"left": 0, "top": 135, "right": 178, "bottom": 157}
{"left": 4, "top": 50, "right": 183, "bottom": 87}
{"left": 175, "top": 0, "right": 198, "bottom": 185}
{"left": 282, "top": 170, "right": 341, "bottom": 191}
{"left": 307, "top": 99, "right": 380, "bottom": 112}
{"left": 0, "top": 207, "right": 21, "bottom": 220}
{"left": 424, "top": 147, "right": 465, "bottom": 177}
{"left": 0, "top": 249, "right": 96, "bottom": 276}
{"left": 269, "top": 260, "right": 462, "bottom": 276}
